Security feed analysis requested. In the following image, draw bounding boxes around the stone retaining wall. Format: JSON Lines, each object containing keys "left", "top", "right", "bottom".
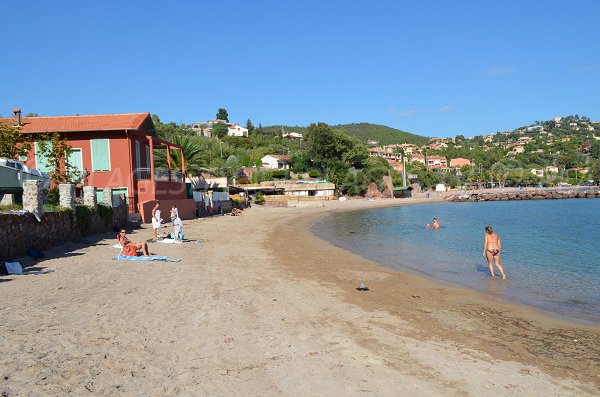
{"left": 445, "top": 189, "right": 600, "bottom": 202}
{"left": 0, "top": 206, "right": 128, "bottom": 262}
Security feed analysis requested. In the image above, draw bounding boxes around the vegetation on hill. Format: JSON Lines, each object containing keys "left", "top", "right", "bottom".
{"left": 150, "top": 110, "right": 600, "bottom": 192}
{"left": 262, "top": 123, "right": 429, "bottom": 146}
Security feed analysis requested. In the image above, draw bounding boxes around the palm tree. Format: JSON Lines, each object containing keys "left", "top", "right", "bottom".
{"left": 153, "top": 135, "right": 207, "bottom": 176}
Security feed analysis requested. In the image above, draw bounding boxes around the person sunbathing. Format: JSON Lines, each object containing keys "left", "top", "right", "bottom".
{"left": 118, "top": 229, "right": 150, "bottom": 256}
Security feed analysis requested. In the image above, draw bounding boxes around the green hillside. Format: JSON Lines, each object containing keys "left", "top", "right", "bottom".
{"left": 262, "top": 123, "right": 429, "bottom": 146}
{"left": 336, "top": 123, "right": 429, "bottom": 145}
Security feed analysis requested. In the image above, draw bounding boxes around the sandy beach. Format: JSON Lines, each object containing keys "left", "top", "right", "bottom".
{"left": 1, "top": 198, "right": 599, "bottom": 396}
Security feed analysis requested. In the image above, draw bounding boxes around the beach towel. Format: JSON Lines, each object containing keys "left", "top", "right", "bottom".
{"left": 113, "top": 253, "right": 181, "bottom": 262}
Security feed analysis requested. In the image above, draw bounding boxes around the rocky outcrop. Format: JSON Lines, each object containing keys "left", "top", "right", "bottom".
{"left": 365, "top": 182, "right": 383, "bottom": 198}
{"left": 445, "top": 189, "right": 600, "bottom": 202}
{"left": 381, "top": 175, "right": 395, "bottom": 198}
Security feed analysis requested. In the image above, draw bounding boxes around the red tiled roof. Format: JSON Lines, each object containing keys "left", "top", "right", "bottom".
{"left": 269, "top": 155, "right": 290, "bottom": 161}
{"left": 0, "top": 112, "right": 151, "bottom": 133}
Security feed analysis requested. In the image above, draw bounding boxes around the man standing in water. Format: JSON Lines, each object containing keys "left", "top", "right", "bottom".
{"left": 483, "top": 226, "right": 507, "bottom": 279}
{"left": 432, "top": 218, "right": 440, "bottom": 230}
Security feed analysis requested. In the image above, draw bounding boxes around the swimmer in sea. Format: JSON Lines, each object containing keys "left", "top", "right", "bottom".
{"left": 432, "top": 217, "right": 440, "bottom": 230}
{"left": 483, "top": 225, "right": 506, "bottom": 279}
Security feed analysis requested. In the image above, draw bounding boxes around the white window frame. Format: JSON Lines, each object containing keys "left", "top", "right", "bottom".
{"left": 90, "top": 138, "right": 111, "bottom": 172}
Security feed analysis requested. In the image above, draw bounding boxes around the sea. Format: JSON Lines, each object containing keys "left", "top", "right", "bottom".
{"left": 313, "top": 198, "right": 600, "bottom": 324}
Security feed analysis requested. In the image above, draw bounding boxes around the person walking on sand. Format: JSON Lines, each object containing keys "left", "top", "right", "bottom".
{"left": 152, "top": 201, "right": 162, "bottom": 240}
{"left": 432, "top": 217, "right": 440, "bottom": 230}
{"left": 483, "top": 226, "right": 506, "bottom": 279}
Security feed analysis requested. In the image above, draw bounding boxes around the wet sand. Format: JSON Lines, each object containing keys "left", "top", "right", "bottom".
{"left": 1, "top": 198, "right": 599, "bottom": 396}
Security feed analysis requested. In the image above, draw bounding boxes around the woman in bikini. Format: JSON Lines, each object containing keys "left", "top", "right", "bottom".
{"left": 483, "top": 226, "right": 506, "bottom": 279}
{"left": 118, "top": 229, "right": 150, "bottom": 256}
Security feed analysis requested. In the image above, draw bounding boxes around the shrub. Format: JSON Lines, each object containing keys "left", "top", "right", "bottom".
{"left": 308, "top": 169, "right": 320, "bottom": 178}
{"left": 255, "top": 191, "right": 265, "bottom": 203}
{"left": 75, "top": 205, "right": 93, "bottom": 234}
{"left": 97, "top": 204, "right": 113, "bottom": 227}
{"left": 237, "top": 177, "right": 250, "bottom": 184}
{"left": 46, "top": 188, "right": 59, "bottom": 206}
{"left": 271, "top": 170, "right": 290, "bottom": 179}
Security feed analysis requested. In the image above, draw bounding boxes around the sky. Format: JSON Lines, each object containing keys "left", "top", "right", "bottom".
{"left": 2, "top": 0, "right": 599, "bottom": 138}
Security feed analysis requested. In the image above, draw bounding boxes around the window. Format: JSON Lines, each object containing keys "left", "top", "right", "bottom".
{"left": 91, "top": 139, "right": 111, "bottom": 171}
{"left": 68, "top": 148, "right": 83, "bottom": 174}
{"left": 34, "top": 141, "right": 53, "bottom": 173}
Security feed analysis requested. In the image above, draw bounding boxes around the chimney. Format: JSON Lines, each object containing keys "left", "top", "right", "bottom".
{"left": 12, "top": 108, "right": 22, "bottom": 126}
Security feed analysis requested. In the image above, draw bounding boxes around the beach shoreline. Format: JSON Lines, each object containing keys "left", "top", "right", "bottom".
{"left": 1, "top": 199, "right": 599, "bottom": 396}
{"left": 310, "top": 197, "right": 600, "bottom": 327}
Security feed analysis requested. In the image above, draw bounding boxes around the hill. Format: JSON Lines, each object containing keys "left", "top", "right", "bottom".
{"left": 262, "top": 123, "right": 429, "bottom": 146}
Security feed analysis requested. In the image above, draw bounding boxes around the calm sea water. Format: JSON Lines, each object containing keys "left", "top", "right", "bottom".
{"left": 313, "top": 199, "right": 600, "bottom": 324}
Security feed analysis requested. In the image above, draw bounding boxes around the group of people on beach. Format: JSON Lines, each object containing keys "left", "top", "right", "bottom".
{"left": 118, "top": 201, "right": 185, "bottom": 257}
{"left": 426, "top": 217, "right": 507, "bottom": 279}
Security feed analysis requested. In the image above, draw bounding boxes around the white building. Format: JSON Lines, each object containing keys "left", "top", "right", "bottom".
{"left": 261, "top": 155, "right": 290, "bottom": 170}
{"left": 190, "top": 120, "right": 248, "bottom": 138}
{"left": 227, "top": 124, "right": 249, "bottom": 137}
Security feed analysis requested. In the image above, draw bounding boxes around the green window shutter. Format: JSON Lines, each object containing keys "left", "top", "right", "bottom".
{"left": 68, "top": 149, "right": 83, "bottom": 174}
{"left": 34, "top": 141, "right": 53, "bottom": 173}
{"left": 91, "top": 139, "right": 111, "bottom": 171}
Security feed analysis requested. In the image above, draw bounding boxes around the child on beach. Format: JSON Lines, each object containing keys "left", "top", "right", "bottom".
{"left": 173, "top": 216, "right": 183, "bottom": 243}
{"left": 170, "top": 204, "right": 179, "bottom": 225}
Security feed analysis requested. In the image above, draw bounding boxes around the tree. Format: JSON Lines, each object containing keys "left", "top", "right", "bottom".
{"left": 589, "top": 160, "right": 600, "bottom": 183}
{"left": 490, "top": 162, "right": 509, "bottom": 184}
{"left": 246, "top": 119, "right": 255, "bottom": 134}
{"left": 0, "top": 123, "right": 31, "bottom": 159}
{"left": 216, "top": 108, "right": 229, "bottom": 122}
{"left": 36, "top": 132, "right": 80, "bottom": 184}
{"left": 152, "top": 135, "right": 207, "bottom": 176}
{"left": 212, "top": 122, "right": 229, "bottom": 139}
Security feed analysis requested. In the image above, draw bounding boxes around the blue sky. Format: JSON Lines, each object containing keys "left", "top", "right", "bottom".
{"left": 2, "top": 0, "right": 599, "bottom": 138}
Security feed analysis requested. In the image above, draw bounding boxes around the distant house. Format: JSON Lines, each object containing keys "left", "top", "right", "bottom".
{"left": 282, "top": 132, "right": 303, "bottom": 140}
{"left": 545, "top": 165, "right": 559, "bottom": 174}
{"left": 190, "top": 120, "right": 248, "bottom": 137}
{"left": 227, "top": 124, "right": 249, "bottom": 137}
{"left": 261, "top": 155, "right": 290, "bottom": 170}
{"left": 386, "top": 159, "right": 404, "bottom": 173}
{"left": 426, "top": 155, "right": 448, "bottom": 169}
{"left": 449, "top": 158, "right": 471, "bottom": 168}
{"left": 530, "top": 168, "right": 544, "bottom": 177}
{"left": 435, "top": 183, "right": 449, "bottom": 192}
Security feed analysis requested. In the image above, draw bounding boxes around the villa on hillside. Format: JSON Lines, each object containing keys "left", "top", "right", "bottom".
{"left": 449, "top": 158, "right": 471, "bottom": 168}
{"left": 261, "top": 155, "right": 290, "bottom": 170}
{"left": 190, "top": 120, "right": 248, "bottom": 137}
{"left": 282, "top": 132, "right": 303, "bottom": 139}
{"left": 1, "top": 108, "right": 195, "bottom": 222}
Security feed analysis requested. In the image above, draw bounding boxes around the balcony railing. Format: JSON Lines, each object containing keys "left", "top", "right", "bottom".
{"left": 134, "top": 168, "right": 184, "bottom": 183}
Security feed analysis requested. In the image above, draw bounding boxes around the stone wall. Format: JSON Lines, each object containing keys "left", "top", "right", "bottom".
{"left": 0, "top": 205, "right": 128, "bottom": 262}
{"left": 445, "top": 189, "right": 600, "bottom": 202}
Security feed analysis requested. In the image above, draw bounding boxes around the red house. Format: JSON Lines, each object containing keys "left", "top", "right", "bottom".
{"left": 2, "top": 109, "right": 196, "bottom": 222}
